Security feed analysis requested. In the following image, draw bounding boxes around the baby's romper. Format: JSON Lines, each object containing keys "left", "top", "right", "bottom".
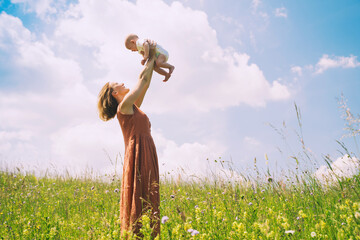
{"left": 136, "top": 39, "right": 169, "bottom": 61}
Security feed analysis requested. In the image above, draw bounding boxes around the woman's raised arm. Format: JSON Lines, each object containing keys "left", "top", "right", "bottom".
{"left": 120, "top": 49, "right": 156, "bottom": 114}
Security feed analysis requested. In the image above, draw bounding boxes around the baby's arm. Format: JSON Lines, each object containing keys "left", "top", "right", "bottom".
{"left": 142, "top": 41, "right": 150, "bottom": 60}
{"left": 141, "top": 40, "right": 156, "bottom": 65}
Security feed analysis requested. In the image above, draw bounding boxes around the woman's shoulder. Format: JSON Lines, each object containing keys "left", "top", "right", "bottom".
{"left": 117, "top": 104, "right": 136, "bottom": 116}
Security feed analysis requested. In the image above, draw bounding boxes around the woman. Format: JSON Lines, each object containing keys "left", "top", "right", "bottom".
{"left": 97, "top": 51, "right": 160, "bottom": 239}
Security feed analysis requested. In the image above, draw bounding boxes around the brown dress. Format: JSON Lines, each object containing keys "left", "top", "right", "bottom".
{"left": 117, "top": 104, "right": 160, "bottom": 238}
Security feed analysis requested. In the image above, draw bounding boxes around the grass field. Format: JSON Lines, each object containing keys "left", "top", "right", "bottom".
{"left": 1, "top": 165, "right": 360, "bottom": 239}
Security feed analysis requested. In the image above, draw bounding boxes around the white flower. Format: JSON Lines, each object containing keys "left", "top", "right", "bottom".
{"left": 311, "top": 232, "right": 316, "bottom": 238}
{"left": 161, "top": 216, "right": 169, "bottom": 224}
{"left": 285, "top": 230, "right": 295, "bottom": 234}
{"left": 355, "top": 212, "right": 360, "bottom": 219}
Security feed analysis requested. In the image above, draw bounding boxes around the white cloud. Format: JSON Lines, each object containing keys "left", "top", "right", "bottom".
{"left": 315, "top": 155, "right": 360, "bottom": 183}
{"left": 0, "top": 130, "right": 33, "bottom": 141}
{"left": 243, "top": 136, "right": 261, "bottom": 147}
{"left": 274, "top": 7, "right": 287, "bottom": 18}
{"left": 55, "top": 0, "right": 289, "bottom": 112}
{"left": 252, "top": 0, "right": 261, "bottom": 12}
{"left": 0, "top": 12, "right": 33, "bottom": 49}
{"left": 153, "top": 130, "right": 226, "bottom": 180}
{"left": 291, "top": 66, "right": 302, "bottom": 76}
{"left": 315, "top": 54, "right": 360, "bottom": 74}
{"left": 0, "top": 0, "right": 290, "bottom": 178}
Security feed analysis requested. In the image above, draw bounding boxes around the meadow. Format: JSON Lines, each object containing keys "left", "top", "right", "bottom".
{"left": 1, "top": 101, "right": 360, "bottom": 239}
{"left": 1, "top": 162, "right": 360, "bottom": 239}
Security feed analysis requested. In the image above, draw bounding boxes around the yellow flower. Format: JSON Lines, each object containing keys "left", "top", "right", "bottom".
{"left": 260, "top": 219, "right": 270, "bottom": 234}
{"left": 298, "top": 210, "right": 307, "bottom": 218}
{"left": 337, "top": 229, "right": 345, "bottom": 239}
{"left": 23, "top": 228, "right": 29, "bottom": 236}
{"left": 172, "top": 224, "right": 181, "bottom": 236}
{"left": 281, "top": 222, "right": 290, "bottom": 229}
{"left": 315, "top": 220, "right": 326, "bottom": 231}
{"left": 352, "top": 202, "right": 360, "bottom": 211}
{"left": 266, "top": 231, "right": 275, "bottom": 238}
{"left": 184, "top": 222, "right": 192, "bottom": 231}
{"left": 339, "top": 204, "right": 346, "bottom": 211}
{"left": 49, "top": 227, "right": 57, "bottom": 237}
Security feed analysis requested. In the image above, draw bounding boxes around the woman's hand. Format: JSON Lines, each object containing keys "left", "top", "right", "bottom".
{"left": 145, "top": 39, "right": 157, "bottom": 49}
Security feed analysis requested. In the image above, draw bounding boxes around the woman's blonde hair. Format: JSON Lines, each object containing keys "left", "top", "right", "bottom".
{"left": 97, "top": 82, "right": 118, "bottom": 121}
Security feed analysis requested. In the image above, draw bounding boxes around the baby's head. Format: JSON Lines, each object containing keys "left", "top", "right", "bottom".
{"left": 125, "top": 34, "right": 139, "bottom": 52}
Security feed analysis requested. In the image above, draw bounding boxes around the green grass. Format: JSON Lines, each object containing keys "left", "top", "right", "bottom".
{"left": 1, "top": 168, "right": 360, "bottom": 239}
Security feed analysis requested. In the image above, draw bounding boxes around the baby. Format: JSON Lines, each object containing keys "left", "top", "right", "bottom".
{"left": 125, "top": 34, "right": 175, "bottom": 82}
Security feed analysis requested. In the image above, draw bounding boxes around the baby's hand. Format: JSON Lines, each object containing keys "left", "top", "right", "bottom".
{"left": 141, "top": 59, "right": 147, "bottom": 65}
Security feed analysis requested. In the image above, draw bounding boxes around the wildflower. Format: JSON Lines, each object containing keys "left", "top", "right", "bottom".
{"left": 285, "top": 230, "right": 295, "bottom": 234}
{"left": 170, "top": 195, "right": 175, "bottom": 198}
{"left": 261, "top": 189, "right": 265, "bottom": 193}
{"left": 355, "top": 212, "right": 360, "bottom": 219}
{"left": 105, "top": 190, "right": 109, "bottom": 194}
{"left": 114, "top": 188, "right": 119, "bottom": 193}
{"left": 311, "top": 232, "right": 316, "bottom": 238}
{"left": 161, "top": 216, "right": 169, "bottom": 224}
{"left": 248, "top": 202, "right": 253, "bottom": 206}
{"left": 188, "top": 229, "right": 199, "bottom": 236}
{"left": 91, "top": 186, "right": 95, "bottom": 190}
{"left": 191, "top": 230, "right": 199, "bottom": 236}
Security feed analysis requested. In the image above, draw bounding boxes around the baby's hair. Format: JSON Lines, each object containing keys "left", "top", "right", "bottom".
{"left": 125, "top": 33, "right": 139, "bottom": 49}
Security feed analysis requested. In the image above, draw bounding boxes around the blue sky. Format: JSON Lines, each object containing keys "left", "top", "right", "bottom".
{"left": 0, "top": 0, "right": 359, "bottom": 180}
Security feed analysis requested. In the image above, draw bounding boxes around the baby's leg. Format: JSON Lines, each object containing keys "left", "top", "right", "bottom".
{"left": 156, "top": 54, "right": 175, "bottom": 74}
{"left": 154, "top": 66, "right": 170, "bottom": 82}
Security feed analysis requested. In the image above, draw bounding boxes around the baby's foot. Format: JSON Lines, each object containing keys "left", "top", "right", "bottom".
{"left": 163, "top": 73, "right": 171, "bottom": 82}
{"left": 169, "top": 66, "right": 175, "bottom": 74}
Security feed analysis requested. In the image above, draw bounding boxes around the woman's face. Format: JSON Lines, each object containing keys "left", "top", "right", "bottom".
{"left": 111, "top": 82, "right": 129, "bottom": 96}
